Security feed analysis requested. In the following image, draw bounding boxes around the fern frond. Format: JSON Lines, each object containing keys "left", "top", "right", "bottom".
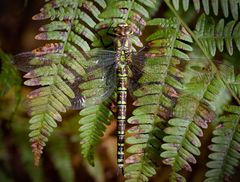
{"left": 19, "top": 0, "right": 107, "bottom": 165}
{"left": 170, "top": 0, "right": 240, "bottom": 20}
{"left": 195, "top": 14, "right": 240, "bottom": 56}
{"left": 79, "top": 101, "right": 114, "bottom": 166}
{"left": 162, "top": 98, "right": 215, "bottom": 177}
{"left": 205, "top": 105, "right": 240, "bottom": 182}
{"left": 184, "top": 60, "right": 233, "bottom": 114}
{"left": 161, "top": 59, "right": 234, "bottom": 180}
{"left": 125, "top": 17, "right": 193, "bottom": 181}
{"left": 77, "top": 68, "right": 116, "bottom": 166}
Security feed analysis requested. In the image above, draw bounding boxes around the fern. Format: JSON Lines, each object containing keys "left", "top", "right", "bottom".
{"left": 195, "top": 14, "right": 240, "bottom": 56}
{"left": 233, "top": 74, "right": 240, "bottom": 98}
{"left": 184, "top": 60, "right": 234, "bottom": 114}
{"left": 205, "top": 105, "right": 240, "bottom": 182}
{"left": 19, "top": 0, "right": 108, "bottom": 166}
{"left": 79, "top": 102, "right": 114, "bottom": 165}
{"left": 170, "top": 0, "right": 240, "bottom": 20}
{"left": 161, "top": 59, "right": 234, "bottom": 181}
{"left": 124, "top": 17, "right": 193, "bottom": 181}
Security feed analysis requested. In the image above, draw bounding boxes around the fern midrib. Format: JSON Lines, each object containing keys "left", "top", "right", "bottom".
{"left": 164, "top": 0, "right": 240, "bottom": 105}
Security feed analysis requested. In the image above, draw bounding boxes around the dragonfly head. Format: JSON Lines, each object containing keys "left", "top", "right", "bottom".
{"left": 114, "top": 23, "right": 133, "bottom": 37}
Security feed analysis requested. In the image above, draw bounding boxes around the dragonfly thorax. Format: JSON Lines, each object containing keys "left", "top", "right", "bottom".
{"left": 114, "top": 23, "right": 133, "bottom": 52}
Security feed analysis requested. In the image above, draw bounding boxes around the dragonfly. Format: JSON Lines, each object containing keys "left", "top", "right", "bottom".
{"left": 12, "top": 22, "right": 179, "bottom": 172}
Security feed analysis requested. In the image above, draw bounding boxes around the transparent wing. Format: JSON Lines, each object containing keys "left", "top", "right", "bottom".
{"left": 128, "top": 53, "right": 173, "bottom": 98}
{"left": 70, "top": 64, "right": 117, "bottom": 110}
{"left": 12, "top": 49, "right": 116, "bottom": 72}
{"left": 12, "top": 52, "right": 66, "bottom": 72}
{"left": 24, "top": 70, "right": 116, "bottom": 111}
{"left": 13, "top": 50, "right": 117, "bottom": 110}
{"left": 128, "top": 51, "right": 209, "bottom": 98}
{"left": 24, "top": 64, "right": 117, "bottom": 110}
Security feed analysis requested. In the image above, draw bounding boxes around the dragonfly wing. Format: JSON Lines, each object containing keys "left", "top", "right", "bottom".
{"left": 128, "top": 52, "right": 181, "bottom": 98}
{"left": 70, "top": 64, "right": 117, "bottom": 110}
{"left": 127, "top": 51, "right": 148, "bottom": 98}
{"left": 24, "top": 61, "right": 117, "bottom": 111}
{"left": 12, "top": 50, "right": 116, "bottom": 73}
{"left": 14, "top": 49, "right": 117, "bottom": 110}
{"left": 12, "top": 52, "right": 67, "bottom": 72}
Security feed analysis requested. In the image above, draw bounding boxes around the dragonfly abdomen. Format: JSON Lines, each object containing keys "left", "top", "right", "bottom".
{"left": 116, "top": 63, "right": 128, "bottom": 169}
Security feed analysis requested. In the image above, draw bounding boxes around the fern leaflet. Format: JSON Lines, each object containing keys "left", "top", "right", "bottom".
{"left": 205, "top": 105, "right": 240, "bottom": 182}
{"left": 170, "top": 0, "right": 240, "bottom": 20}
{"left": 195, "top": 14, "right": 240, "bottom": 56}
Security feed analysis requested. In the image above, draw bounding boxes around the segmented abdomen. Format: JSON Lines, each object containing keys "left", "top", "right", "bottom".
{"left": 117, "top": 63, "right": 128, "bottom": 169}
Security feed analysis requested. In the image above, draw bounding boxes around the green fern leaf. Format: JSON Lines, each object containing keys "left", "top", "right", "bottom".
{"left": 184, "top": 60, "right": 233, "bottom": 114}
{"left": 11, "top": 115, "right": 44, "bottom": 182}
{"left": 125, "top": 17, "right": 193, "bottom": 182}
{"left": 161, "top": 58, "right": 234, "bottom": 180}
{"left": 205, "top": 105, "right": 240, "bottom": 182}
{"left": 79, "top": 102, "right": 114, "bottom": 166}
{"left": 195, "top": 14, "right": 240, "bottom": 56}
{"left": 161, "top": 96, "right": 215, "bottom": 181}
{"left": 170, "top": 0, "right": 240, "bottom": 20}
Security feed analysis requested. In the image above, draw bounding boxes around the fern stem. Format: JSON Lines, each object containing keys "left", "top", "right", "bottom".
{"left": 164, "top": 0, "right": 240, "bottom": 105}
